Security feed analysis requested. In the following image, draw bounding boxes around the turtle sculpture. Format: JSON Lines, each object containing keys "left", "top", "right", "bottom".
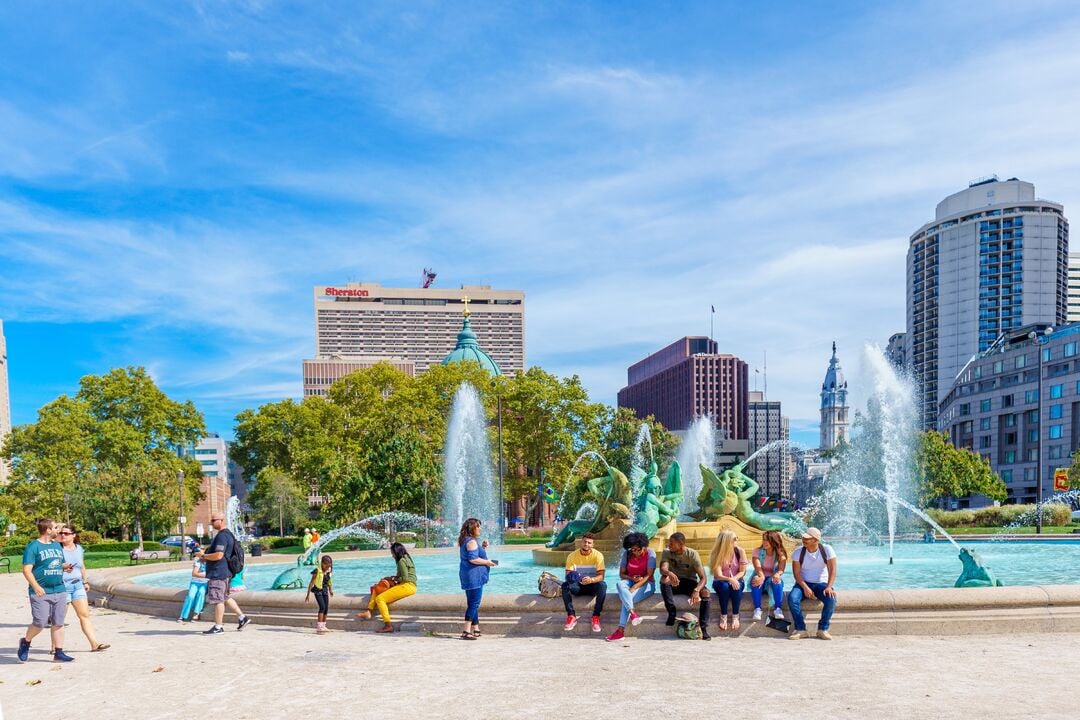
{"left": 631, "top": 461, "right": 682, "bottom": 538}
{"left": 954, "top": 546, "right": 1004, "bottom": 588}
{"left": 271, "top": 556, "right": 307, "bottom": 590}
{"left": 546, "top": 466, "right": 633, "bottom": 549}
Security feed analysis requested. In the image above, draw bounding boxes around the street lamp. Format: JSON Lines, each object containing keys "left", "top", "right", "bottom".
{"left": 1029, "top": 326, "right": 1054, "bottom": 534}
{"left": 177, "top": 470, "right": 187, "bottom": 561}
{"left": 278, "top": 495, "right": 284, "bottom": 538}
{"left": 493, "top": 382, "right": 505, "bottom": 530}
{"left": 423, "top": 478, "right": 430, "bottom": 548}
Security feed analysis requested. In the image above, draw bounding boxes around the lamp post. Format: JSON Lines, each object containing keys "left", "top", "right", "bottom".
{"left": 177, "top": 470, "right": 187, "bottom": 561}
{"left": 497, "top": 391, "right": 505, "bottom": 530}
{"left": 278, "top": 495, "right": 284, "bottom": 537}
{"left": 423, "top": 478, "right": 430, "bottom": 548}
{"left": 1029, "top": 326, "right": 1054, "bottom": 534}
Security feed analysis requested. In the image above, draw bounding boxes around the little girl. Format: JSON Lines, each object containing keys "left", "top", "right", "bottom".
{"left": 179, "top": 550, "right": 208, "bottom": 622}
{"left": 305, "top": 555, "right": 334, "bottom": 633}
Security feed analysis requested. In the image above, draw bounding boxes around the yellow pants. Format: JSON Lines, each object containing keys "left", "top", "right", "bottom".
{"left": 367, "top": 582, "right": 417, "bottom": 622}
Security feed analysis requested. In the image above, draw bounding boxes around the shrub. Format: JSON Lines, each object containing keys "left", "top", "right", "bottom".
{"left": 1, "top": 543, "right": 27, "bottom": 557}
{"left": 1042, "top": 502, "right": 1072, "bottom": 526}
{"left": 77, "top": 530, "right": 103, "bottom": 545}
{"left": 85, "top": 541, "right": 142, "bottom": 553}
{"left": 269, "top": 536, "right": 301, "bottom": 549}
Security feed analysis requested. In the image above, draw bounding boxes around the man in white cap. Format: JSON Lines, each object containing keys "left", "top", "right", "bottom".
{"left": 787, "top": 527, "right": 837, "bottom": 640}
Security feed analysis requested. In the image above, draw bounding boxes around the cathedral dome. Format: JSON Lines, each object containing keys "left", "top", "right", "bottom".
{"left": 441, "top": 313, "right": 502, "bottom": 376}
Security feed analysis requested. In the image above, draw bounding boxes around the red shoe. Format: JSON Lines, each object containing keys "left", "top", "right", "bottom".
{"left": 591, "top": 617, "right": 602, "bottom": 633}
{"left": 564, "top": 615, "right": 578, "bottom": 631}
{"left": 606, "top": 628, "right": 625, "bottom": 642}
{"left": 629, "top": 612, "right": 642, "bottom": 626}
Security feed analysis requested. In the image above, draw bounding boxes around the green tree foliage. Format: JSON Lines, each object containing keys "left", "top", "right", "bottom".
{"left": 1065, "top": 450, "right": 1080, "bottom": 490}
{"left": 916, "top": 431, "right": 1007, "bottom": 505}
{"left": 598, "top": 406, "right": 680, "bottom": 474}
{"left": 247, "top": 468, "right": 310, "bottom": 535}
{"left": 0, "top": 367, "right": 205, "bottom": 536}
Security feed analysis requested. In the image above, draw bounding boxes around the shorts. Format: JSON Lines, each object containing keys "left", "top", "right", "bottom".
{"left": 66, "top": 582, "right": 87, "bottom": 603}
{"left": 30, "top": 592, "right": 68, "bottom": 628}
{"left": 207, "top": 578, "right": 231, "bottom": 604}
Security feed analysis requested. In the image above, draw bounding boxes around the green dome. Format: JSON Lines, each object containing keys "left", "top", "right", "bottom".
{"left": 441, "top": 315, "right": 502, "bottom": 375}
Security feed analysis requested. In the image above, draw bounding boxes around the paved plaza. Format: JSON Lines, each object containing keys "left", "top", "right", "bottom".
{"left": 1, "top": 575, "right": 1078, "bottom": 719}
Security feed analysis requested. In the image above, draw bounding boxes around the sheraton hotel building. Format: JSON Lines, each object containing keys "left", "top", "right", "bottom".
{"left": 302, "top": 282, "right": 525, "bottom": 395}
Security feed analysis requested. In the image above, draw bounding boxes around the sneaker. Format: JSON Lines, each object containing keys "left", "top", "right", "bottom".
{"left": 701, "top": 629, "right": 711, "bottom": 641}
{"left": 203, "top": 625, "right": 225, "bottom": 635}
{"left": 17, "top": 638, "right": 30, "bottom": 663}
{"left": 591, "top": 617, "right": 601, "bottom": 633}
{"left": 53, "top": 650, "right": 75, "bottom": 662}
{"left": 629, "top": 612, "right": 643, "bottom": 627}
{"left": 789, "top": 631, "right": 806, "bottom": 640}
{"left": 816, "top": 630, "right": 833, "bottom": 640}
{"left": 605, "top": 628, "right": 625, "bottom": 642}
{"left": 752, "top": 608, "right": 762, "bottom": 621}
{"left": 563, "top": 615, "right": 578, "bottom": 631}
{"left": 772, "top": 608, "right": 785, "bottom": 620}
{"left": 237, "top": 616, "right": 251, "bottom": 631}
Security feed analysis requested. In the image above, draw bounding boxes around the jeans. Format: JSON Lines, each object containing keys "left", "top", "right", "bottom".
{"left": 180, "top": 581, "right": 207, "bottom": 620}
{"left": 712, "top": 579, "right": 745, "bottom": 615}
{"left": 748, "top": 574, "right": 784, "bottom": 610}
{"left": 464, "top": 587, "right": 484, "bottom": 624}
{"left": 787, "top": 582, "right": 836, "bottom": 631}
{"left": 368, "top": 582, "right": 417, "bottom": 623}
{"left": 660, "top": 577, "right": 710, "bottom": 625}
{"left": 312, "top": 588, "right": 330, "bottom": 615}
{"left": 562, "top": 580, "right": 607, "bottom": 618}
{"left": 615, "top": 579, "right": 655, "bottom": 626}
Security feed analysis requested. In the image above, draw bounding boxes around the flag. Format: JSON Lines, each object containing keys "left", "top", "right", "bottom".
{"left": 711, "top": 305, "right": 715, "bottom": 313}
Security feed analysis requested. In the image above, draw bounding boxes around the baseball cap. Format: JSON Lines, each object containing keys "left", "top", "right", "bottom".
{"left": 802, "top": 527, "right": 822, "bottom": 541}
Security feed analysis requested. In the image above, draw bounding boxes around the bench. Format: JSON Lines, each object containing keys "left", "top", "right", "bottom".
{"left": 129, "top": 548, "right": 170, "bottom": 563}
{"left": 0, "top": 557, "right": 10, "bottom": 574}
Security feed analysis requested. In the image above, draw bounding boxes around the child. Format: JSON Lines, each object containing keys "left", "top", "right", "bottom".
{"left": 178, "top": 550, "right": 208, "bottom": 622}
{"left": 306, "top": 555, "right": 334, "bottom": 634}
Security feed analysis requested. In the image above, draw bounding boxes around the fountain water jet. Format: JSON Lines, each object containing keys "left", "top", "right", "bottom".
{"left": 676, "top": 416, "right": 715, "bottom": 518}
{"left": 442, "top": 383, "right": 499, "bottom": 540}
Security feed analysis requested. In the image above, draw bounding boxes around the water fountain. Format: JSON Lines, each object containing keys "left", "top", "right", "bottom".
{"left": 442, "top": 383, "right": 500, "bottom": 540}
{"left": 676, "top": 416, "right": 715, "bottom": 518}
{"left": 226, "top": 496, "right": 250, "bottom": 544}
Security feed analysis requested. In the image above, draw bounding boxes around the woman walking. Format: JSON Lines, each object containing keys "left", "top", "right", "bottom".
{"left": 58, "top": 525, "right": 110, "bottom": 651}
{"left": 606, "top": 531, "right": 656, "bottom": 642}
{"left": 356, "top": 543, "right": 418, "bottom": 633}
{"left": 458, "top": 518, "right": 497, "bottom": 640}
{"left": 749, "top": 530, "right": 788, "bottom": 622}
{"left": 708, "top": 529, "right": 747, "bottom": 632}
{"left": 178, "top": 549, "right": 208, "bottom": 622}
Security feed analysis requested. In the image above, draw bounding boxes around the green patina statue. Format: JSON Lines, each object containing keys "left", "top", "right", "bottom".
{"left": 631, "top": 461, "right": 682, "bottom": 538}
{"left": 546, "top": 466, "right": 633, "bottom": 549}
{"left": 954, "top": 547, "right": 1003, "bottom": 588}
{"left": 271, "top": 556, "right": 307, "bottom": 590}
{"left": 690, "top": 463, "right": 804, "bottom": 533}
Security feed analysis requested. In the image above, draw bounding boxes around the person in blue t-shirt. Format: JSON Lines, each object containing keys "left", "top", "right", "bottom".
{"left": 195, "top": 513, "right": 250, "bottom": 635}
{"left": 17, "top": 518, "right": 74, "bottom": 663}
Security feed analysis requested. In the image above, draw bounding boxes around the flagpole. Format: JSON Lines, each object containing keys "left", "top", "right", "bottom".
{"left": 710, "top": 305, "right": 715, "bottom": 348}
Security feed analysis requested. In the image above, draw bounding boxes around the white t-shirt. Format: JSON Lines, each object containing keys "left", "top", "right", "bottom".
{"left": 795, "top": 544, "right": 835, "bottom": 584}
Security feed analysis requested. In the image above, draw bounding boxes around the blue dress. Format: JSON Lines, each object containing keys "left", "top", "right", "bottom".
{"left": 459, "top": 539, "right": 490, "bottom": 590}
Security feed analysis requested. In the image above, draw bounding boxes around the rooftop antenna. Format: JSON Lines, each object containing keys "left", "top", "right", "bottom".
{"left": 422, "top": 268, "right": 437, "bottom": 288}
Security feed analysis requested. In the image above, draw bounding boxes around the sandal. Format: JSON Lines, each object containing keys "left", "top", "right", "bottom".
{"left": 376, "top": 624, "right": 394, "bottom": 634}
{"left": 718, "top": 617, "right": 728, "bottom": 631}
{"left": 459, "top": 632, "right": 477, "bottom": 641}
{"left": 92, "top": 643, "right": 111, "bottom": 652}
{"left": 731, "top": 616, "right": 741, "bottom": 631}
{"left": 471, "top": 628, "right": 481, "bottom": 637}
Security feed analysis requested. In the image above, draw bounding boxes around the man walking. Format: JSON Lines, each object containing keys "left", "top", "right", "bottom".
{"left": 561, "top": 532, "right": 607, "bottom": 633}
{"left": 18, "top": 518, "right": 73, "bottom": 662}
{"left": 197, "top": 513, "right": 250, "bottom": 635}
{"left": 659, "top": 532, "right": 711, "bottom": 640}
{"left": 788, "top": 527, "right": 837, "bottom": 640}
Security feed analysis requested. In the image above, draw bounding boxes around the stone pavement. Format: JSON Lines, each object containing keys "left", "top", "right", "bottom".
{"left": 1, "top": 573, "right": 1077, "bottom": 719}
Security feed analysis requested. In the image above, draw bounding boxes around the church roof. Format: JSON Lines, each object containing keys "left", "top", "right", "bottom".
{"left": 821, "top": 341, "right": 846, "bottom": 392}
{"left": 441, "top": 312, "right": 502, "bottom": 376}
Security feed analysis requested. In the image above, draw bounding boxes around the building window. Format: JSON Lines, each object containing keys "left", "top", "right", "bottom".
{"left": 975, "top": 366, "right": 983, "bottom": 379}
{"left": 1025, "top": 390, "right": 1039, "bottom": 403}
{"left": 1003, "top": 414, "right": 1017, "bottom": 428}
{"left": 1049, "top": 445, "right": 1065, "bottom": 460}
{"left": 1002, "top": 394, "right": 1014, "bottom": 408}
{"left": 981, "top": 399, "right": 992, "bottom": 412}
{"left": 1004, "top": 451, "right": 1016, "bottom": 464}
{"left": 1027, "top": 448, "right": 1039, "bottom": 461}
{"left": 1067, "top": 342, "right": 1078, "bottom": 358}
{"left": 960, "top": 403, "right": 971, "bottom": 416}
{"left": 1050, "top": 425, "right": 1063, "bottom": 439}
{"left": 980, "top": 436, "right": 992, "bottom": 449}
{"left": 1051, "top": 384, "right": 1064, "bottom": 399}
{"left": 980, "top": 417, "right": 992, "bottom": 430}
{"left": 1015, "top": 355, "right": 1027, "bottom": 369}
{"left": 994, "top": 360, "right": 1004, "bottom": 373}
{"left": 1050, "top": 404, "right": 1064, "bottom": 419}
{"left": 1043, "top": 348, "right": 1052, "bottom": 363}
{"left": 1027, "top": 410, "right": 1039, "bottom": 423}
{"left": 960, "top": 420, "right": 973, "bottom": 433}
{"left": 1002, "top": 470, "right": 1013, "bottom": 483}
{"left": 1025, "top": 467, "right": 1037, "bottom": 481}
{"left": 1028, "top": 429, "right": 1038, "bottom": 442}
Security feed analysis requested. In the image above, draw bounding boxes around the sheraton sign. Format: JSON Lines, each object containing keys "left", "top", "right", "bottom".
{"left": 324, "top": 287, "right": 370, "bottom": 297}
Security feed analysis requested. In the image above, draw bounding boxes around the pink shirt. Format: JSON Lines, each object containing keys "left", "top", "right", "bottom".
{"left": 717, "top": 548, "right": 747, "bottom": 579}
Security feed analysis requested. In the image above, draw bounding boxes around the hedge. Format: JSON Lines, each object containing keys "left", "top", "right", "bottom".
{"left": 926, "top": 502, "right": 1072, "bottom": 528}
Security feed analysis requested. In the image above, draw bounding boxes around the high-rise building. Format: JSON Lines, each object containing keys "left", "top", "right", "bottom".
{"left": 885, "top": 332, "right": 907, "bottom": 370}
{"left": 747, "top": 390, "right": 791, "bottom": 499}
{"left": 304, "top": 282, "right": 525, "bottom": 396}
{"left": 0, "top": 320, "right": 9, "bottom": 485}
{"left": 192, "top": 434, "right": 228, "bottom": 480}
{"left": 819, "top": 342, "right": 849, "bottom": 451}
{"left": 1068, "top": 252, "right": 1080, "bottom": 323}
{"left": 617, "top": 337, "right": 748, "bottom": 437}
{"left": 907, "top": 177, "right": 1068, "bottom": 428}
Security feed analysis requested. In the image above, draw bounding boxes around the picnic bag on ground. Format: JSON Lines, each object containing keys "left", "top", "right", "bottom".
{"left": 538, "top": 571, "right": 563, "bottom": 598}
{"left": 675, "top": 617, "right": 702, "bottom": 640}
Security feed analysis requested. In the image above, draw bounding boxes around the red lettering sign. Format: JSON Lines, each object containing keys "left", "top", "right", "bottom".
{"left": 325, "top": 287, "right": 369, "bottom": 297}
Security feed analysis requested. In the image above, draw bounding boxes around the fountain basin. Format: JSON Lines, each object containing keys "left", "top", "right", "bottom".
{"left": 90, "top": 543, "right": 1080, "bottom": 637}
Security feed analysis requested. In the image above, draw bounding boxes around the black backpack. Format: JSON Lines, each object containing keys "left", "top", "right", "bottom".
{"left": 223, "top": 530, "right": 245, "bottom": 576}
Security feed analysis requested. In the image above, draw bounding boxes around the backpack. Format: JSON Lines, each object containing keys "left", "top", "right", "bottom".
{"left": 675, "top": 617, "right": 702, "bottom": 640}
{"left": 223, "top": 530, "right": 245, "bottom": 576}
{"left": 538, "top": 571, "right": 563, "bottom": 598}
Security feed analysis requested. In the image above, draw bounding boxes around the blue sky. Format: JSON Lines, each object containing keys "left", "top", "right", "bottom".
{"left": 3, "top": 1, "right": 1080, "bottom": 449}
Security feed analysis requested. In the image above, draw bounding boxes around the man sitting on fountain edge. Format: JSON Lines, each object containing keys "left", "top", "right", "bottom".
{"left": 659, "top": 532, "right": 711, "bottom": 640}
{"left": 562, "top": 532, "right": 607, "bottom": 633}
{"left": 788, "top": 527, "right": 837, "bottom": 640}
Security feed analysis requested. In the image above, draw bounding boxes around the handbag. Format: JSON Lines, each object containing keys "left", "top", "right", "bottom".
{"left": 370, "top": 577, "right": 397, "bottom": 597}
{"left": 537, "top": 571, "right": 563, "bottom": 598}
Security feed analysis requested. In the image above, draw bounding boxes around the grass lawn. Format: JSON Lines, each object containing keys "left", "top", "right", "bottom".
{"left": 0, "top": 551, "right": 180, "bottom": 574}
{"left": 944, "top": 525, "right": 1079, "bottom": 535}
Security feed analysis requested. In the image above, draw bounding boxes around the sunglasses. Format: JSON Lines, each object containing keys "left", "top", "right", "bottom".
{"left": 59, "top": 531, "right": 74, "bottom": 536}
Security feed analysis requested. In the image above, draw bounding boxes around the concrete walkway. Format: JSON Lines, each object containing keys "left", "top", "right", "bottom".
{"left": 1, "top": 573, "right": 1077, "bottom": 719}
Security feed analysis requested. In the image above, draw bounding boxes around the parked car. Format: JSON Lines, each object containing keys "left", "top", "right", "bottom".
{"left": 158, "top": 535, "right": 199, "bottom": 552}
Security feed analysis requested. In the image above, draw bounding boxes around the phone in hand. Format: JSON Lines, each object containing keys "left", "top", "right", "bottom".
{"left": 491, "top": 559, "right": 500, "bottom": 566}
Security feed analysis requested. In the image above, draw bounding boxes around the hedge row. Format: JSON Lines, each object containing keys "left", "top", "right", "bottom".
{"left": 2, "top": 540, "right": 181, "bottom": 556}
{"left": 926, "top": 502, "right": 1073, "bottom": 528}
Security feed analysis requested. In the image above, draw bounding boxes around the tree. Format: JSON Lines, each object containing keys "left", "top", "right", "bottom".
{"left": 915, "top": 431, "right": 1007, "bottom": 506}
{"left": 247, "top": 468, "right": 309, "bottom": 536}
{"left": 598, "top": 406, "right": 680, "bottom": 475}
{"left": 1, "top": 367, "right": 205, "bottom": 536}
